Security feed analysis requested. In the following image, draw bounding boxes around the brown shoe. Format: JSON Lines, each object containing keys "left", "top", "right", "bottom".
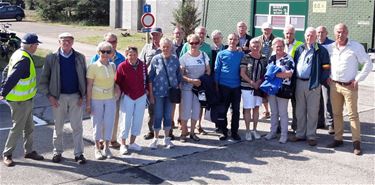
{"left": 3, "top": 155, "right": 15, "bottom": 167}
{"left": 328, "top": 126, "right": 335, "bottom": 135}
{"left": 326, "top": 140, "right": 344, "bottom": 148}
{"left": 24, "top": 151, "right": 44, "bottom": 160}
{"left": 110, "top": 141, "right": 121, "bottom": 149}
{"left": 197, "top": 128, "right": 208, "bottom": 135}
{"left": 353, "top": 141, "right": 362, "bottom": 155}
{"left": 307, "top": 139, "right": 317, "bottom": 146}
{"left": 289, "top": 135, "right": 305, "bottom": 142}
{"left": 261, "top": 112, "right": 271, "bottom": 119}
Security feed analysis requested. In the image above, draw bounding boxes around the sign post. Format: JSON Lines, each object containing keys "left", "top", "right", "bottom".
{"left": 141, "top": 4, "right": 154, "bottom": 43}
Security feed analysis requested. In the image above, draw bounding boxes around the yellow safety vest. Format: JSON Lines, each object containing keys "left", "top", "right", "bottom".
{"left": 290, "top": 40, "right": 304, "bottom": 58}
{"left": 5, "top": 50, "right": 37, "bottom": 101}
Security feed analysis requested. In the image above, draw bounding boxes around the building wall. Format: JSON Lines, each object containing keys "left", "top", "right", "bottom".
{"left": 145, "top": 0, "right": 182, "bottom": 34}
{"left": 308, "top": 0, "right": 375, "bottom": 49}
{"left": 204, "top": 0, "right": 252, "bottom": 45}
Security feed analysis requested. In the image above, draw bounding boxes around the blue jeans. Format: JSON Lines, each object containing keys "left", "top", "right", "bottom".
{"left": 153, "top": 96, "right": 172, "bottom": 131}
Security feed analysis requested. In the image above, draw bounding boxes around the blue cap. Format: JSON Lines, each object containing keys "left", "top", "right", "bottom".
{"left": 150, "top": 27, "right": 162, "bottom": 34}
{"left": 21, "top": 33, "right": 42, "bottom": 44}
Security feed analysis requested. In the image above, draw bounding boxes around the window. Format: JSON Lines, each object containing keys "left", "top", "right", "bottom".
{"left": 332, "top": 0, "right": 348, "bottom": 7}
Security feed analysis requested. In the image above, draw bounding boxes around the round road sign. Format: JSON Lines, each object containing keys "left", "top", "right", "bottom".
{"left": 141, "top": 13, "right": 155, "bottom": 28}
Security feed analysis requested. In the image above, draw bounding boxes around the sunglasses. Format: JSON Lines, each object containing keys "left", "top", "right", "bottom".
{"left": 189, "top": 42, "right": 200, "bottom": 45}
{"left": 100, "top": 50, "right": 112, "bottom": 54}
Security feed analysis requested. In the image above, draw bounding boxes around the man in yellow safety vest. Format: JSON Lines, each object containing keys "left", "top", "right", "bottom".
{"left": 0, "top": 33, "right": 44, "bottom": 167}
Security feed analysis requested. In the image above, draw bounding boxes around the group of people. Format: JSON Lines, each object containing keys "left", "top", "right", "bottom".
{"left": 0, "top": 21, "right": 372, "bottom": 167}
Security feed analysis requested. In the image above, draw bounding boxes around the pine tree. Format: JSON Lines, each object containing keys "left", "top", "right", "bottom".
{"left": 171, "top": 0, "right": 201, "bottom": 38}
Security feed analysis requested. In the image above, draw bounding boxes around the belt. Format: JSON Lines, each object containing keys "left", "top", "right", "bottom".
{"left": 93, "top": 86, "right": 113, "bottom": 94}
{"left": 297, "top": 77, "right": 309, "bottom": 81}
{"left": 332, "top": 80, "right": 351, "bottom": 86}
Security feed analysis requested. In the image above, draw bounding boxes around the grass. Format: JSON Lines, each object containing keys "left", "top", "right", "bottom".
{"left": 0, "top": 48, "right": 50, "bottom": 70}
{"left": 77, "top": 33, "right": 147, "bottom": 53}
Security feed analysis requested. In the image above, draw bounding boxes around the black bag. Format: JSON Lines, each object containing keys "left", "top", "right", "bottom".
{"left": 161, "top": 57, "right": 181, "bottom": 104}
{"left": 168, "top": 87, "right": 181, "bottom": 103}
{"left": 276, "top": 84, "right": 293, "bottom": 99}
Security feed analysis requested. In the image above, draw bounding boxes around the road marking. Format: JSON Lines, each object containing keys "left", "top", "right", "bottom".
{"left": 0, "top": 115, "right": 47, "bottom": 131}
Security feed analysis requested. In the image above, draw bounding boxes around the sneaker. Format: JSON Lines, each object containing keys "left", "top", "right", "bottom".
{"left": 251, "top": 130, "right": 261, "bottom": 140}
{"left": 104, "top": 148, "right": 113, "bottom": 159}
{"left": 95, "top": 148, "right": 105, "bottom": 160}
{"left": 149, "top": 138, "right": 158, "bottom": 149}
{"left": 24, "top": 151, "right": 44, "bottom": 160}
{"left": 120, "top": 145, "right": 128, "bottom": 155}
{"left": 128, "top": 143, "right": 142, "bottom": 151}
{"left": 164, "top": 137, "right": 174, "bottom": 149}
{"left": 279, "top": 136, "right": 288, "bottom": 144}
{"left": 3, "top": 155, "right": 15, "bottom": 167}
{"left": 74, "top": 154, "right": 87, "bottom": 164}
{"left": 144, "top": 132, "right": 154, "bottom": 140}
{"left": 231, "top": 133, "right": 241, "bottom": 141}
{"left": 189, "top": 133, "right": 200, "bottom": 141}
{"left": 264, "top": 132, "right": 276, "bottom": 140}
{"left": 245, "top": 131, "right": 252, "bottom": 141}
{"left": 52, "top": 154, "right": 62, "bottom": 163}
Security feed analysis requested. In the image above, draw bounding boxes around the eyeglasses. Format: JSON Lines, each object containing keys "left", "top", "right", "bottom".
{"left": 100, "top": 50, "right": 112, "bottom": 54}
{"left": 189, "top": 42, "right": 200, "bottom": 45}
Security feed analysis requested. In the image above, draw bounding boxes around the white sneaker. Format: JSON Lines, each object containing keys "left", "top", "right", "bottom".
{"left": 245, "top": 131, "right": 252, "bottom": 141}
{"left": 264, "top": 132, "right": 276, "bottom": 140}
{"left": 252, "top": 130, "right": 261, "bottom": 140}
{"left": 128, "top": 143, "right": 142, "bottom": 151}
{"left": 149, "top": 138, "right": 158, "bottom": 149}
{"left": 104, "top": 148, "right": 113, "bottom": 159}
{"left": 279, "top": 136, "right": 288, "bottom": 144}
{"left": 120, "top": 145, "right": 128, "bottom": 155}
{"left": 164, "top": 137, "right": 174, "bottom": 149}
{"left": 94, "top": 148, "right": 105, "bottom": 160}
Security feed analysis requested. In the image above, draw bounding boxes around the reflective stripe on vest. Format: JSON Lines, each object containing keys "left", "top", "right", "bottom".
{"left": 5, "top": 50, "right": 37, "bottom": 101}
{"left": 290, "top": 40, "right": 304, "bottom": 58}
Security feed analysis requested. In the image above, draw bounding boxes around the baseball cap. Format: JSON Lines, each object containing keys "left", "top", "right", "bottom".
{"left": 261, "top": 22, "right": 273, "bottom": 30}
{"left": 21, "top": 33, "right": 42, "bottom": 44}
{"left": 150, "top": 27, "right": 163, "bottom": 34}
{"left": 58, "top": 32, "right": 74, "bottom": 39}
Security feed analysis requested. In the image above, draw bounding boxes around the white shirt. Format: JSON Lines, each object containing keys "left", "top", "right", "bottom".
{"left": 327, "top": 40, "right": 373, "bottom": 82}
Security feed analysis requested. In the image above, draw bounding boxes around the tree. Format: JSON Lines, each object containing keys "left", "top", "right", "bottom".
{"left": 171, "top": 0, "right": 201, "bottom": 38}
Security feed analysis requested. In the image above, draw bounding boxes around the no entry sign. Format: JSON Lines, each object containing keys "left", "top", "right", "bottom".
{"left": 141, "top": 13, "right": 155, "bottom": 28}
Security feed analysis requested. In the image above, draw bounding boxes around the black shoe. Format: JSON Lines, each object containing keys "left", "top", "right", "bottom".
{"left": 170, "top": 133, "right": 176, "bottom": 141}
{"left": 52, "top": 154, "right": 62, "bottom": 163}
{"left": 219, "top": 133, "right": 228, "bottom": 141}
{"left": 24, "top": 151, "right": 44, "bottom": 160}
{"left": 3, "top": 155, "right": 15, "bottom": 167}
{"left": 326, "top": 140, "right": 344, "bottom": 148}
{"left": 215, "top": 128, "right": 222, "bottom": 133}
{"left": 231, "top": 133, "right": 241, "bottom": 141}
{"left": 74, "top": 154, "right": 86, "bottom": 164}
{"left": 144, "top": 132, "right": 154, "bottom": 140}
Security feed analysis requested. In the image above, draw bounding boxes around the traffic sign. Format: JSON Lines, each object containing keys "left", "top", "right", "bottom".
{"left": 141, "top": 13, "right": 155, "bottom": 28}
{"left": 141, "top": 27, "right": 151, "bottom": 33}
{"left": 144, "top": 4, "right": 151, "bottom": 13}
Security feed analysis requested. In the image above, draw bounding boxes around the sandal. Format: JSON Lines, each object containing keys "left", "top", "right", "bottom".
{"left": 197, "top": 127, "right": 208, "bottom": 135}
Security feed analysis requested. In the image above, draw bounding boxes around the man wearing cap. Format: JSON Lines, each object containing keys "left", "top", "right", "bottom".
{"left": 0, "top": 33, "right": 44, "bottom": 167}
{"left": 256, "top": 22, "right": 275, "bottom": 120}
{"left": 139, "top": 27, "right": 164, "bottom": 140}
{"left": 39, "top": 32, "right": 87, "bottom": 164}
{"left": 91, "top": 32, "right": 125, "bottom": 149}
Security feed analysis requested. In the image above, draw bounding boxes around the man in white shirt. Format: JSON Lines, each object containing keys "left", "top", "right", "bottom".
{"left": 326, "top": 23, "right": 373, "bottom": 155}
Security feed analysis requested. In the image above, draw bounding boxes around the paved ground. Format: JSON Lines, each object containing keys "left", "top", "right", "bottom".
{"left": 0, "top": 21, "right": 374, "bottom": 184}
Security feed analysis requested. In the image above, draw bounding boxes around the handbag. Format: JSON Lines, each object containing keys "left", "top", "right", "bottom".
{"left": 276, "top": 84, "right": 293, "bottom": 99}
{"left": 161, "top": 57, "right": 181, "bottom": 103}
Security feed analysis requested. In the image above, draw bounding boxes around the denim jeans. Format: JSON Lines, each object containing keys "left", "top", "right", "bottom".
{"left": 153, "top": 96, "right": 172, "bottom": 131}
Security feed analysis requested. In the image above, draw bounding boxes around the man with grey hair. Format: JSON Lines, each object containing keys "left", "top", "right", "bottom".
{"left": 236, "top": 21, "right": 253, "bottom": 53}
{"left": 39, "top": 32, "right": 87, "bottom": 164}
{"left": 290, "top": 27, "right": 331, "bottom": 146}
{"left": 0, "top": 33, "right": 44, "bottom": 167}
{"left": 283, "top": 24, "right": 303, "bottom": 133}
{"left": 326, "top": 23, "right": 373, "bottom": 155}
{"left": 316, "top": 25, "right": 335, "bottom": 134}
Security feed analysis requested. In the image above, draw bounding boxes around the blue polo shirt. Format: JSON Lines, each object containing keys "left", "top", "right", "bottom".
{"left": 214, "top": 49, "right": 244, "bottom": 88}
